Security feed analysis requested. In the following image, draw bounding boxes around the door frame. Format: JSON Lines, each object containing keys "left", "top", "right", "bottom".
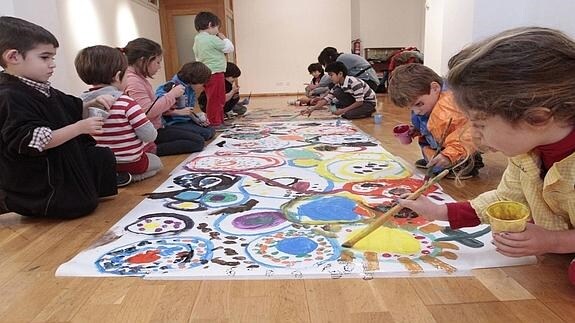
{"left": 159, "top": 0, "right": 233, "bottom": 79}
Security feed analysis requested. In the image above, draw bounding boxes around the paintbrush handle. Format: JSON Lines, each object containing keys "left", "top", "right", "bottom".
{"left": 342, "top": 169, "right": 449, "bottom": 248}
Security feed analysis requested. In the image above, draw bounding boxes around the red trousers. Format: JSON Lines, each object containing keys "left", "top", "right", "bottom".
{"left": 204, "top": 72, "right": 225, "bottom": 126}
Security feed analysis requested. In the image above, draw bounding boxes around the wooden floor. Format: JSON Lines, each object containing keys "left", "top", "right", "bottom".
{"left": 1, "top": 95, "right": 574, "bottom": 322}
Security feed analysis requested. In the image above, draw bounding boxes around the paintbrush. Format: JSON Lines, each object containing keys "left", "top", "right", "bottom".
{"left": 424, "top": 117, "right": 453, "bottom": 181}
{"left": 341, "top": 169, "right": 449, "bottom": 248}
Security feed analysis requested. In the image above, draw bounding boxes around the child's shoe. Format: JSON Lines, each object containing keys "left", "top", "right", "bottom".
{"left": 117, "top": 172, "right": 132, "bottom": 188}
{"left": 415, "top": 159, "right": 429, "bottom": 169}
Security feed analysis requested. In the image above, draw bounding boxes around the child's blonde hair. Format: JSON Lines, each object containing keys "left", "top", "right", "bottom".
{"left": 388, "top": 63, "right": 443, "bottom": 108}
{"left": 448, "top": 27, "right": 575, "bottom": 126}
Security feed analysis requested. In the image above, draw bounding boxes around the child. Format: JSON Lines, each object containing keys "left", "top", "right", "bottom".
{"left": 123, "top": 38, "right": 205, "bottom": 156}
{"left": 318, "top": 47, "right": 380, "bottom": 91}
{"left": 397, "top": 27, "right": 575, "bottom": 285}
{"left": 155, "top": 61, "right": 215, "bottom": 141}
{"left": 198, "top": 62, "right": 247, "bottom": 117}
{"left": 388, "top": 63, "right": 484, "bottom": 179}
{"left": 193, "top": 11, "right": 235, "bottom": 126}
{"left": 298, "top": 63, "right": 330, "bottom": 106}
{"left": 0, "top": 16, "right": 117, "bottom": 218}
{"left": 75, "top": 45, "right": 163, "bottom": 183}
{"left": 301, "top": 61, "right": 376, "bottom": 119}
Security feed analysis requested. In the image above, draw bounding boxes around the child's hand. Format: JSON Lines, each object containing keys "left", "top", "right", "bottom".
{"left": 397, "top": 195, "right": 448, "bottom": 221}
{"left": 84, "top": 94, "right": 115, "bottom": 111}
{"left": 169, "top": 84, "right": 185, "bottom": 98}
{"left": 408, "top": 125, "right": 420, "bottom": 137}
{"left": 427, "top": 153, "right": 451, "bottom": 169}
{"left": 492, "top": 223, "right": 557, "bottom": 257}
{"left": 300, "top": 107, "right": 314, "bottom": 116}
{"left": 78, "top": 117, "right": 104, "bottom": 135}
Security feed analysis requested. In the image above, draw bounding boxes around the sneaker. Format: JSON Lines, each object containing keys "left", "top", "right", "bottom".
{"left": 117, "top": 172, "right": 132, "bottom": 188}
{"left": 415, "top": 159, "right": 429, "bottom": 169}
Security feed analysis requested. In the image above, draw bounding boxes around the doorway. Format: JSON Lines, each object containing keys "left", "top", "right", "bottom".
{"left": 159, "top": 0, "right": 235, "bottom": 80}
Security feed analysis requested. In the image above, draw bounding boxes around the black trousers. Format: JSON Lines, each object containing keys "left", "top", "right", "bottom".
{"left": 332, "top": 87, "right": 376, "bottom": 119}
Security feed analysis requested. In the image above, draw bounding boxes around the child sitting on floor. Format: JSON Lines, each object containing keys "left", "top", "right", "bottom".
{"left": 155, "top": 61, "right": 215, "bottom": 141}
{"left": 198, "top": 62, "right": 247, "bottom": 118}
{"left": 398, "top": 26, "right": 575, "bottom": 286}
{"left": 76, "top": 45, "right": 163, "bottom": 184}
{"left": 0, "top": 16, "right": 117, "bottom": 218}
{"left": 388, "top": 63, "right": 484, "bottom": 179}
{"left": 301, "top": 62, "right": 376, "bottom": 119}
{"left": 297, "top": 63, "right": 330, "bottom": 106}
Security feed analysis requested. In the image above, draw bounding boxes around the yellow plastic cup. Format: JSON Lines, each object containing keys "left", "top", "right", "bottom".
{"left": 485, "top": 201, "right": 530, "bottom": 233}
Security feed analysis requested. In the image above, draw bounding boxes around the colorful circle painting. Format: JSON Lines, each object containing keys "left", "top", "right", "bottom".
{"left": 186, "top": 155, "right": 284, "bottom": 172}
{"left": 213, "top": 208, "right": 291, "bottom": 236}
{"left": 164, "top": 200, "right": 206, "bottom": 212}
{"left": 173, "top": 173, "right": 240, "bottom": 191}
{"left": 239, "top": 168, "right": 333, "bottom": 199}
{"left": 200, "top": 191, "right": 248, "bottom": 208}
{"left": 281, "top": 193, "right": 368, "bottom": 224}
{"left": 125, "top": 213, "right": 194, "bottom": 235}
{"left": 307, "top": 133, "right": 376, "bottom": 147}
{"left": 95, "top": 237, "right": 213, "bottom": 276}
{"left": 342, "top": 177, "right": 438, "bottom": 197}
{"left": 294, "top": 124, "right": 356, "bottom": 136}
{"left": 246, "top": 229, "right": 340, "bottom": 269}
{"left": 316, "top": 152, "right": 410, "bottom": 182}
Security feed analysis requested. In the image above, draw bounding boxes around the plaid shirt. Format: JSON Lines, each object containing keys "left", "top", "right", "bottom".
{"left": 14, "top": 76, "right": 53, "bottom": 151}
{"left": 323, "top": 76, "right": 376, "bottom": 105}
{"left": 471, "top": 151, "right": 575, "bottom": 230}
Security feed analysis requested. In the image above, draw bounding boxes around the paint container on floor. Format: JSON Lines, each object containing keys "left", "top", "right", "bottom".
{"left": 373, "top": 113, "right": 383, "bottom": 124}
{"left": 485, "top": 201, "right": 530, "bottom": 233}
{"left": 393, "top": 124, "right": 412, "bottom": 144}
{"left": 329, "top": 105, "right": 337, "bottom": 113}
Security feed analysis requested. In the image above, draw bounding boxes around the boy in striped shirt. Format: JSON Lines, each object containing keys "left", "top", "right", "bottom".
{"left": 75, "top": 45, "right": 162, "bottom": 183}
{"left": 302, "top": 61, "right": 376, "bottom": 119}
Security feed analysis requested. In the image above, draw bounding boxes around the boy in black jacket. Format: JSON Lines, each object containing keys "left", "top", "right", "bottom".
{"left": 0, "top": 16, "right": 117, "bottom": 218}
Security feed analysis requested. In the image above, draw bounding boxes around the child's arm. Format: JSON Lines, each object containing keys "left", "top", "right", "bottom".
{"left": 225, "top": 84, "right": 239, "bottom": 102}
{"left": 45, "top": 117, "right": 104, "bottom": 149}
{"left": 216, "top": 32, "right": 234, "bottom": 53}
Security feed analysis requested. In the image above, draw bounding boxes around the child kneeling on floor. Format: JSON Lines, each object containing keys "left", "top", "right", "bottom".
{"left": 388, "top": 63, "right": 484, "bottom": 179}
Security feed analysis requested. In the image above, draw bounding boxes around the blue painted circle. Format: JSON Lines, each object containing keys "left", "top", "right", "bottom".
{"left": 275, "top": 237, "right": 318, "bottom": 255}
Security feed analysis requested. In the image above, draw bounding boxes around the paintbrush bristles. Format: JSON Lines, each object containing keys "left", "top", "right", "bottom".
{"left": 341, "top": 169, "right": 449, "bottom": 248}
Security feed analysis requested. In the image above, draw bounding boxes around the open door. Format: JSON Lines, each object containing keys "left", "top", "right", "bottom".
{"left": 159, "top": 0, "right": 235, "bottom": 79}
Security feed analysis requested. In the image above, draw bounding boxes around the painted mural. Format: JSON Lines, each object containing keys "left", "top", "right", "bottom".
{"left": 57, "top": 120, "right": 534, "bottom": 279}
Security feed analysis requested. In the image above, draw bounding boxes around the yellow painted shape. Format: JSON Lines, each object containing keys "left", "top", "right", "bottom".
{"left": 143, "top": 222, "right": 160, "bottom": 230}
{"left": 349, "top": 227, "right": 421, "bottom": 254}
{"left": 292, "top": 159, "right": 320, "bottom": 167}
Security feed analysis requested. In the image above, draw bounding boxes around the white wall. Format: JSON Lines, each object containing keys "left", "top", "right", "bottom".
{"left": 234, "top": 0, "right": 352, "bottom": 94}
{"left": 1, "top": 0, "right": 164, "bottom": 95}
{"left": 425, "top": 0, "right": 575, "bottom": 75}
{"left": 355, "top": 0, "right": 425, "bottom": 51}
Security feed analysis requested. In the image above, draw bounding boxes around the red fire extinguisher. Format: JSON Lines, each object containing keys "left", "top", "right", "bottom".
{"left": 352, "top": 39, "right": 361, "bottom": 55}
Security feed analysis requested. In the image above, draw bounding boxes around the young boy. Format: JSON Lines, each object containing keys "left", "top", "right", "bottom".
{"left": 298, "top": 63, "right": 331, "bottom": 106}
{"left": 301, "top": 61, "right": 376, "bottom": 119}
{"left": 0, "top": 16, "right": 117, "bottom": 218}
{"left": 388, "top": 63, "right": 484, "bottom": 179}
{"left": 198, "top": 62, "right": 247, "bottom": 117}
{"left": 155, "top": 61, "right": 215, "bottom": 141}
{"left": 75, "top": 45, "right": 163, "bottom": 183}
{"left": 193, "top": 12, "right": 235, "bottom": 126}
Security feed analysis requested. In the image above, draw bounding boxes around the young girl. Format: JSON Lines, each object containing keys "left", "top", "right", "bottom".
{"left": 75, "top": 45, "right": 162, "bottom": 183}
{"left": 123, "top": 38, "right": 205, "bottom": 156}
{"left": 398, "top": 27, "right": 575, "bottom": 285}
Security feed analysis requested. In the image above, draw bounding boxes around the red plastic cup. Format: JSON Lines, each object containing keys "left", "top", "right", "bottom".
{"left": 393, "top": 124, "right": 412, "bottom": 145}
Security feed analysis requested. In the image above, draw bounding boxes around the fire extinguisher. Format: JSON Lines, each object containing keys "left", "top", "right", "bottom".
{"left": 352, "top": 39, "right": 361, "bottom": 55}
